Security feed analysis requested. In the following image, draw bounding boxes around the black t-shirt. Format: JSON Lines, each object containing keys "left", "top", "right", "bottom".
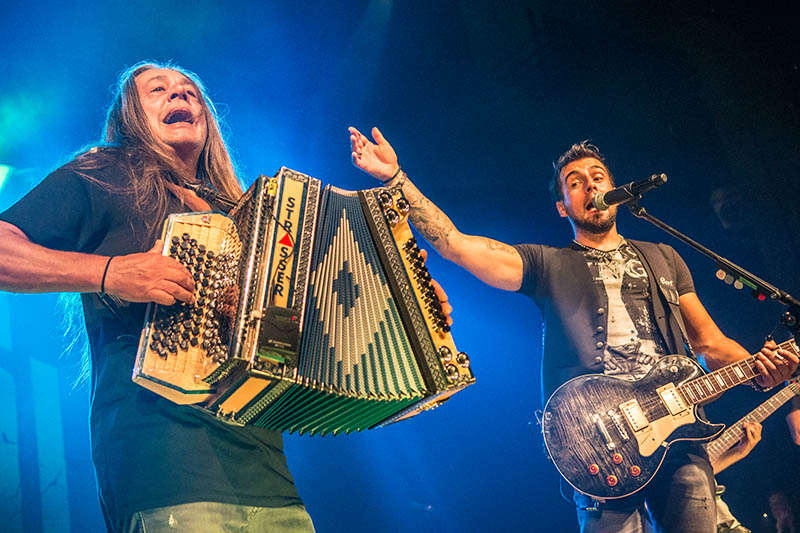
{"left": 0, "top": 153, "right": 302, "bottom": 528}
{"left": 513, "top": 240, "right": 695, "bottom": 405}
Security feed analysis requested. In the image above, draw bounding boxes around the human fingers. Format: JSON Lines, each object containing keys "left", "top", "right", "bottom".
{"left": 156, "top": 279, "right": 195, "bottom": 305}
{"left": 372, "top": 126, "right": 387, "bottom": 145}
{"left": 160, "top": 258, "right": 196, "bottom": 294}
{"left": 350, "top": 131, "right": 364, "bottom": 152}
{"left": 430, "top": 278, "right": 453, "bottom": 325}
{"left": 348, "top": 126, "right": 367, "bottom": 148}
{"left": 148, "top": 239, "right": 164, "bottom": 253}
{"left": 148, "top": 288, "right": 177, "bottom": 306}
{"left": 759, "top": 348, "right": 797, "bottom": 382}
{"left": 744, "top": 421, "right": 762, "bottom": 443}
{"left": 757, "top": 350, "right": 779, "bottom": 373}
{"left": 776, "top": 347, "right": 799, "bottom": 367}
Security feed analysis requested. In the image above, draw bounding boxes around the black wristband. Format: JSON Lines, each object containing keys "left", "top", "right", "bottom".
{"left": 382, "top": 166, "right": 403, "bottom": 184}
{"left": 100, "top": 256, "right": 114, "bottom": 294}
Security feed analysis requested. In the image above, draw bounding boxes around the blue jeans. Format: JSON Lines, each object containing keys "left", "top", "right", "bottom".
{"left": 574, "top": 444, "right": 716, "bottom": 533}
{"left": 125, "top": 502, "right": 315, "bottom": 532}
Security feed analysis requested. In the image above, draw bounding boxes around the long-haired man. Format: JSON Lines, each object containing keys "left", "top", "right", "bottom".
{"left": 0, "top": 62, "right": 314, "bottom": 532}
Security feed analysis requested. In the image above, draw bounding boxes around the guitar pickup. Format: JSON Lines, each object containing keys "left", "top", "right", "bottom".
{"left": 657, "top": 384, "right": 688, "bottom": 416}
{"left": 619, "top": 399, "right": 649, "bottom": 431}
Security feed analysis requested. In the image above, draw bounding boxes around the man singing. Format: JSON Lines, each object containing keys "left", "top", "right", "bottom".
{"left": 348, "top": 126, "right": 798, "bottom": 532}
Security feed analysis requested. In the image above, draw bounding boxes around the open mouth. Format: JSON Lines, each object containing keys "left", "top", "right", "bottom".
{"left": 163, "top": 109, "right": 194, "bottom": 125}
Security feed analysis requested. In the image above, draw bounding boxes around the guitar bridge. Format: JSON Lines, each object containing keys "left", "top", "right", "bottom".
{"left": 591, "top": 414, "right": 616, "bottom": 450}
{"left": 607, "top": 409, "right": 630, "bottom": 441}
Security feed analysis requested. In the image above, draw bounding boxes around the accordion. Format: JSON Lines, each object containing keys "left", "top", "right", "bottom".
{"left": 133, "top": 168, "right": 474, "bottom": 435}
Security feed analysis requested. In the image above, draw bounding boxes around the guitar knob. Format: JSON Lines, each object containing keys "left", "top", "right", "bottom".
{"left": 588, "top": 464, "right": 600, "bottom": 475}
{"left": 612, "top": 453, "right": 623, "bottom": 465}
{"left": 630, "top": 465, "right": 641, "bottom": 477}
{"left": 606, "top": 475, "right": 618, "bottom": 487}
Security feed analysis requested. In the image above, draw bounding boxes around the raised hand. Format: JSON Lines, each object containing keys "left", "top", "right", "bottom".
{"left": 348, "top": 126, "right": 399, "bottom": 182}
{"left": 104, "top": 240, "right": 195, "bottom": 306}
{"left": 754, "top": 339, "right": 799, "bottom": 389}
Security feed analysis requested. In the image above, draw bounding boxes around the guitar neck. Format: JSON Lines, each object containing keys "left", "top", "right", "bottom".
{"left": 705, "top": 379, "right": 800, "bottom": 462}
{"left": 677, "top": 338, "right": 798, "bottom": 406}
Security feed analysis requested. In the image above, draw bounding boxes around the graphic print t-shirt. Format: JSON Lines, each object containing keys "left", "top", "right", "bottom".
{"left": 579, "top": 241, "right": 670, "bottom": 380}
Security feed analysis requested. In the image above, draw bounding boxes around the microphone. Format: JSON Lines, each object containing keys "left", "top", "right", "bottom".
{"left": 591, "top": 173, "right": 668, "bottom": 210}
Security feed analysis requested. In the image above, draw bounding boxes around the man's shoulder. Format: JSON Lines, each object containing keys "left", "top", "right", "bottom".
{"left": 513, "top": 242, "right": 573, "bottom": 253}
{"left": 626, "top": 239, "right": 680, "bottom": 258}
{"left": 513, "top": 242, "right": 587, "bottom": 272}
{"left": 53, "top": 146, "right": 131, "bottom": 188}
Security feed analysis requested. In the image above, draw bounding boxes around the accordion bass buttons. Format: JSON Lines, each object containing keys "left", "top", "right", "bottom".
{"left": 438, "top": 345, "right": 452, "bottom": 362}
{"left": 395, "top": 197, "right": 410, "bottom": 214}
{"left": 378, "top": 191, "right": 394, "bottom": 207}
{"left": 385, "top": 208, "right": 400, "bottom": 225}
{"left": 445, "top": 364, "right": 459, "bottom": 381}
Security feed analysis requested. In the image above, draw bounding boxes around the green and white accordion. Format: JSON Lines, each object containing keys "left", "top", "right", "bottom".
{"left": 133, "top": 168, "right": 474, "bottom": 435}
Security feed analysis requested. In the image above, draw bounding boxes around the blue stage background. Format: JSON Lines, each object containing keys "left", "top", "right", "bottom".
{"left": 1, "top": 1, "right": 798, "bottom": 531}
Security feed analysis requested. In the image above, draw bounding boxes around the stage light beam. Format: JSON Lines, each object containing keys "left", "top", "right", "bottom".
{"left": 0, "top": 165, "right": 12, "bottom": 194}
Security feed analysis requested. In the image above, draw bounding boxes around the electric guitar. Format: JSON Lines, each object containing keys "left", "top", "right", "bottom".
{"left": 540, "top": 338, "right": 798, "bottom": 500}
{"left": 705, "top": 375, "right": 800, "bottom": 464}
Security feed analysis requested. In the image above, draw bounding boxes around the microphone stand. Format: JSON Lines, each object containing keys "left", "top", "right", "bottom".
{"left": 626, "top": 197, "right": 800, "bottom": 343}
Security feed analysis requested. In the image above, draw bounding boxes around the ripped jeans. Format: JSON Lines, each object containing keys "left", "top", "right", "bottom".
{"left": 125, "top": 502, "right": 315, "bottom": 533}
{"left": 573, "top": 443, "right": 717, "bottom": 533}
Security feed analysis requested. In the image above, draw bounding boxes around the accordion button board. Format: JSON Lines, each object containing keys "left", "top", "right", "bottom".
{"left": 133, "top": 167, "right": 475, "bottom": 435}
{"left": 132, "top": 212, "right": 242, "bottom": 404}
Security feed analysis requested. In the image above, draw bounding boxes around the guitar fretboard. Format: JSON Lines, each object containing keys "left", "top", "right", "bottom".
{"left": 677, "top": 339, "right": 798, "bottom": 406}
{"left": 705, "top": 379, "right": 800, "bottom": 463}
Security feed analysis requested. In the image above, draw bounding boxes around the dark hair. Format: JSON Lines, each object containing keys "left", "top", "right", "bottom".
{"left": 550, "top": 140, "right": 613, "bottom": 202}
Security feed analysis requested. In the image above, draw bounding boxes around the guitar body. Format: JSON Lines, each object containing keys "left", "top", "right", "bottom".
{"left": 542, "top": 355, "right": 725, "bottom": 500}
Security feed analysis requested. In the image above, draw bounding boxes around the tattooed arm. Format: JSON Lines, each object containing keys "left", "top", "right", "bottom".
{"left": 348, "top": 126, "right": 523, "bottom": 291}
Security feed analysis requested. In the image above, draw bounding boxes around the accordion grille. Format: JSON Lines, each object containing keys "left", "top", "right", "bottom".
{"left": 298, "top": 189, "right": 424, "bottom": 399}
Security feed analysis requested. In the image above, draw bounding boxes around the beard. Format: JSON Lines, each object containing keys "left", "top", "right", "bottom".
{"left": 572, "top": 210, "right": 617, "bottom": 235}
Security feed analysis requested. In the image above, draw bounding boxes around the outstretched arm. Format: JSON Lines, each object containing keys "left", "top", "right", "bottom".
{"left": 0, "top": 220, "right": 195, "bottom": 305}
{"left": 349, "top": 126, "right": 523, "bottom": 291}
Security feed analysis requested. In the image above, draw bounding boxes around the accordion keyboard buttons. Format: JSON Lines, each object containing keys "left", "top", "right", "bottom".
{"left": 148, "top": 229, "right": 239, "bottom": 363}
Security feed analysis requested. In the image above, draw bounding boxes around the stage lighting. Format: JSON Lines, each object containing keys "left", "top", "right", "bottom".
{"left": 0, "top": 165, "right": 11, "bottom": 193}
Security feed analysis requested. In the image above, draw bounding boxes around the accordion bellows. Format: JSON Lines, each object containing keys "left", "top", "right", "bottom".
{"left": 133, "top": 168, "right": 474, "bottom": 435}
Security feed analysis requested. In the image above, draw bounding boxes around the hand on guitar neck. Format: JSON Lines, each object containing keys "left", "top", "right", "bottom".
{"left": 541, "top": 339, "right": 799, "bottom": 500}
{"left": 751, "top": 339, "right": 799, "bottom": 390}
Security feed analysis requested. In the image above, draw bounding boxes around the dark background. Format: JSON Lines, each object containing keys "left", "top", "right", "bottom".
{"left": 0, "top": 1, "right": 798, "bottom": 531}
